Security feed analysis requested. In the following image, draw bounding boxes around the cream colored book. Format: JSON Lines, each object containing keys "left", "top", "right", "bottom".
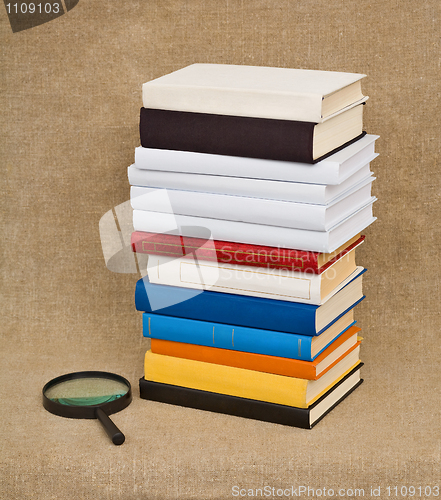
{"left": 142, "top": 64, "right": 368, "bottom": 123}
{"left": 146, "top": 250, "right": 363, "bottom": 306}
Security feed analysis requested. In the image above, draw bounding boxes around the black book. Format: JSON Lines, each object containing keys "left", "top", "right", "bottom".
{"left": 139, "top": 364, "right": 363, "bottom": 429}
{"left": 139, "top": 106, "right": 366, "bottom": 164}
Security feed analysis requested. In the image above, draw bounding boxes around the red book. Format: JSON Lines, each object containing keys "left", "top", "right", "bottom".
{"left": 131, "top": 232, "right": 364, "bottom": 274}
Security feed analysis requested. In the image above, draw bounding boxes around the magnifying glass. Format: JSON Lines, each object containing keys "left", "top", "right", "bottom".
{"left": 42, "top": 371, "right": 132, "bottom": 445}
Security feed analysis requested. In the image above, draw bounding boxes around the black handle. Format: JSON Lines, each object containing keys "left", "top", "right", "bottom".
{"left": 95, "top": 408, "right": 125, "bottom": 445}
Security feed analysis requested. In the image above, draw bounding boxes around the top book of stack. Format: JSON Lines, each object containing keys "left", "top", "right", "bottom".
{"left": 142, "top": 63, "right": 368, "bottom": 123}
{"left": 140, "top": 64, "right": 369, "bottom": 163}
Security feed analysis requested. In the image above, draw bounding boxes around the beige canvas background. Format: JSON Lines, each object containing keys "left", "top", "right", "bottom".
{"left": 1, "top": 1, "right": 440, "bottom": 499}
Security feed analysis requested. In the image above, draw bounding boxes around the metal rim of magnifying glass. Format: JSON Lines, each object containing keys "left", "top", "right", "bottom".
{"left": 42, "top": 371, "right": 132, "bottom": 419}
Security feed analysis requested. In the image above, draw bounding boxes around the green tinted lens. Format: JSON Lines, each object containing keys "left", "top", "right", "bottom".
{"left": 44, "top": 377, "right": 129, "bottom": 407}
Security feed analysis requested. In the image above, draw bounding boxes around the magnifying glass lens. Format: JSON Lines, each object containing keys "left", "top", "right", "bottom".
{"left": 44, "top": 378, "right": 128, "bottom": 406}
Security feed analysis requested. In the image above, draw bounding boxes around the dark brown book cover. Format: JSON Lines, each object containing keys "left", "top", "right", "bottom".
{"left": 139, "top": 107, "right": 366, "bottom": 163}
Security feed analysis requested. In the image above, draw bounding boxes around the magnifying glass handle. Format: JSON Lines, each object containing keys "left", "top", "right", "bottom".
{"left": 95, "top": 408, "right": 125, "bottom": 445}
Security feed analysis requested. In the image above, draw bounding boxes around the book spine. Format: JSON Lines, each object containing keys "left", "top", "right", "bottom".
{"left": 146, "top": 255, "right": 324, "bottom": 305}
{"left": 150, "top": 339, "right": 319, "bottom": 379}
{"left": 127, "top": 165, "right": 330, "bottom": 205}
{"left": 132, "top": 210, "right": 336, "bottom": 253}
{"left": 143, "top": 350, "right": 312, "bottom": 407}
{"left": 142, "top": 82, "right": 323, "bottom": 123}
{"left": 131, "top": 231, "right": 321, "bottom": 273}
{"left": 142, "top": 313, "right": 315, "bottom": 361}
{"left": 139, "top": 378, "right": 314, "bottom": 428}
{"left": 139, "top": 107, "right": 315, "bottom": 163}
{"left": 130, "top": 186, "right": 331, "bottom": 231}
{"left": 134, "top": 278, "right": 319, "bottom": 336}
{"left": 134, "top": 146, "right": 342, "bottom": 184}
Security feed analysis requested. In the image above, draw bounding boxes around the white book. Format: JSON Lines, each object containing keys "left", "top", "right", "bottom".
{"left": 146, "top": 252, "right": 365, "bottom": 306}
{"left": 132, "top": 201, "right": 377, "bottom": 253}
{"left": 127, "top": 163, "right": 373, "bottom": 206}
{"left": 130, "top": 178, "right": 375, "bottom": 231}
{"left": 142, "top": 64, "right": 368, "bottom": 123}
{"left": 134, "top": 134, "right": 379, "bottom": 186}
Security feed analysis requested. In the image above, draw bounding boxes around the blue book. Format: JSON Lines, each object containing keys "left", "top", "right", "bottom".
{"left": 142, "top": 312, "right": 356, "bottom": 361}
{"left": 135, "top": 269, "right": 366, "bottom": 336}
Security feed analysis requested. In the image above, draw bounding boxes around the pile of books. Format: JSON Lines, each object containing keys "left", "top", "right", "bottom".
{"left": 130, "top": 64, "right": 378, "bottom": 428}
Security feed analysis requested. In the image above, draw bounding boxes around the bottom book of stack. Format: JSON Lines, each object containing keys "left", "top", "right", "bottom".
{"left": 139, "top": 365, "right": 363, "bottom": 429}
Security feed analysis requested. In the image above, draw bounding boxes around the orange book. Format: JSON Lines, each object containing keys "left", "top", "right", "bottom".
{"left": 150, "top": 325, "right": 361, "bottom": 380}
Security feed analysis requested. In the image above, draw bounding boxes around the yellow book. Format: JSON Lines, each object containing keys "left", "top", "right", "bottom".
{"left": 144, "top": 348, "right": 361, "bottom": 409}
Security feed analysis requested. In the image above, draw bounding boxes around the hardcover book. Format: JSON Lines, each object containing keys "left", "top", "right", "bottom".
{"left": 132, "top": 202, "right": 376, "bottom": 253}
{"left": 139, "top": 106, "right": 365, "bottom": 164}
{"left": 143, "top": 348, "right": 362, "bottom": 408}
{"left": 134, "top": 134, "right": 379, "bottom": 186}
{"left": 142, "top": 64, "right": 368, "bottom": 123}
{"left": 150, "top": 325, "right": 361, "bottom": 380}
{"left": 146, "top": 254, "right": 362, "bottom": 305}
{"left": 135, "top": 271, "right": 366, "bottom": 336}
{"left": 139, "top": 364, "right": 363, "bottom": 429}
{"left": 130, "top": 177, "right": 375, "bottom": 231}
{"left": 131, "top": 232, "right": 364, "bottom": 274}
{"left": 127, "top": 163, "right": 373, "bottom": 205}
{"left": 142, "top": 310, "right": 356, "bottom": 361}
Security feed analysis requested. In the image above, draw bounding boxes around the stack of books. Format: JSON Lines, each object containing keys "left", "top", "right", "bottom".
{"left": 130, "top": 64, "right": 378, "bottom": 428}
